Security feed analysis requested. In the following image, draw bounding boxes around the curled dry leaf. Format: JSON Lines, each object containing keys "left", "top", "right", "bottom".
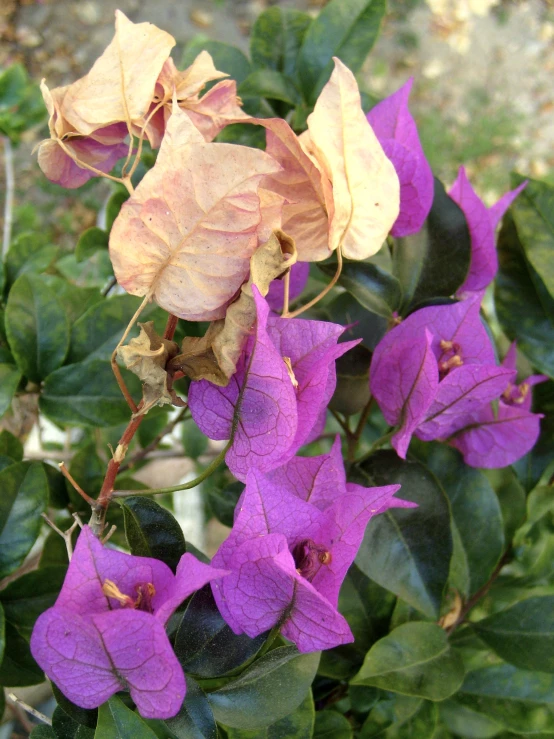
{"left": 172, "top": 229, "right": 297, "bottom": 385}
{"left": 306, "top": 57, "right": 400, "bottom": 260}
{"left": 116, "top": 322, "right": 179, "bottom": 413}
{"left": 60, "top": 10, "right": 175, "bottom": 134}
{"left": 109, "top": 105, "right": 281, "bottom": 322}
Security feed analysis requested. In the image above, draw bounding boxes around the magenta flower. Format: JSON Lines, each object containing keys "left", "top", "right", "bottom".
{"left": 449, "top": 168, "right": 527, "bottom": 296}
{"left": 366, "top": 78, "right": 434, "bottom": 237}
{"left": 449, "top": 342, "right": 547, "bottom": 468}
{"left": 266, "top": 262, "right": 310, "bottom": 313}
{"left": 189, "top": 288, "right": 358, "bottom": 481}
{"left": 210, "top": 440, "right": 413, "bottom": 652}
{"left": 30, "top": 526, "right": 227, "bottom": 719}
{"left": 370, "top": 297, "right": 515, "bottom": 458}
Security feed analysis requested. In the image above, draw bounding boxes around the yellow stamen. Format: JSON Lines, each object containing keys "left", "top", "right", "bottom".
{"left": 440, "top": 340, "right": 454, "bottom": 351}
{"left": 102, "top": 579, "right": 134, "bottom": 607}
{"left": 283, "top": 357, "right": 299, "bottom": 389}
{"left": 318, "top": 551, "right": 332, "bottom": 565}
{"left": 439, "top": 355, "right": 463, "bottom": 372}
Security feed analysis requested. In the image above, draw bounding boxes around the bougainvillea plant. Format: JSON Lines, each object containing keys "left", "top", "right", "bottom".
{"left": 0, "top": 1, "right": 553, "bottom": 737}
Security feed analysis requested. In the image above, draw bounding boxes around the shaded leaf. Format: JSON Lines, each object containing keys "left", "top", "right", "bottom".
{"left": 314, "top": 711, "right": 352, "bottom": 739}
{"left": 5, "top": 273, "right": 70, "bottom": 382}
{"left": 165, "top": 677, "right": 216, "bottom": 739}
{"left": 205, "top": 480, "right": 243, "bottom": 528}
{"left": 239, "top": 70, "right": 299, "bottom": 105}
{"left": 354, "top": 451, "right": 452, "bottom": 618}
{"left": 53, "top": 705, "right": 95, "bottom": 738}
{"left": 0, "top": 429, "right": 23, "bottom": 460}
{"left": 181, "top": 38, "right": 252, "bottom": 87}
{"left": 324, "top": 292, "right": 388, "bottom": 351}
{"left": 0, "top": 362, "right": 22, "bottom": 418}
{"left": 250, "top": 7, "right": 312, "bottom": 79}
{"left": 0, "top": 620, "right": 43, "bottom": 686}
{"left": 351, "top": 622, "right": 465, "bottom": 701}
{"left": 321, "top": 260, "right": 402, "bottom": 319}
{"left": 120, "top": 496, "right": 186, "bottom": 572}
{"left": 225, "top": 692, "right": 315, "bottom": 739}
{"left": 1, "top": 566, "right": 67, "bottom": 630}
{"left": 208, "top": 646, "right": 320, "bottom": 730}
{"left": 76, "top": 227, "right": 109, "bottom": 263}
{"left": 94, "top": 696, "right": 158, "bottom": 739}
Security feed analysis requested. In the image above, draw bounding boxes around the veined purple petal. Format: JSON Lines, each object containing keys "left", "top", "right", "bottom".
{"left": 367, "top": 78, "right": 434, "bottom": 237}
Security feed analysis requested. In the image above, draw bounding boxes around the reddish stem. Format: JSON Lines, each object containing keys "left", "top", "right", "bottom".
{"left": 164, "top": 313, "right": 179, "bottom": 341}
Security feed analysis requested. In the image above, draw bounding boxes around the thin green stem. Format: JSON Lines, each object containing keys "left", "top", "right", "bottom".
{"left": 112, "top": 440, "right": 231, "bottom": 497}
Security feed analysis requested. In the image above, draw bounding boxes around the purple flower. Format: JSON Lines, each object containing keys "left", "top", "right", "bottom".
{"left": 449, "top": 168, "right": 527, "bottom": 296}
{"left": 211, "top": 440, "right": 413, "bottom": 652}
{"left": 370, "top": 297, "right": 515, "bottom": 458}
{"left": 266, "top": 262, "right": 310, "bottom": 313}
{"left": 366, "top": 78, "right": 434, "bottom": 237}
{"left": 448, "top": 343, "right": 547, "bottom": 468}
{"left": 189, "top": 288, "right": 358, "bottom": 481}
{"left": 30, "top": 526, "right": 227, "bottom": 719}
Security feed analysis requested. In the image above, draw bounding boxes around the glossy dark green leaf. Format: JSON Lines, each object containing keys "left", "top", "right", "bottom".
{"left": 250, "top": 7, "right": 312, "bottom": 79}
{"left": 239, "top": 70, "right": 299, "bottom": 105}
{"left": 386, "top": 700, "right": 440, "bottom": 738}
{"left": 0, "top": 63, "right": 27, "bottom": 108}
{"left": 40, "top": 359, "right": 141, "bottom": 427}
{"left": 30, "top": 727, "right": 57, "bottom": 738}
{"left": 0, "top": 352, "right": 21, "bottom": 418}
{"left": 329, "top": 344, "right": 372, "bottom": 417}
{"left": 359, "top": 695, "right": 423, "bottom": 738}
{"left": 53, "top": 705, "right": 96, "bottom": 738}
{"left": 216, "top": 122, "right": 266, "bottom": 149}
{"left": 75, "top": 227, "right": 109, "bottom": 263}
{"left": 494, "top": 468, "right": 527, "bottom": 543}
{"left": 42, "top": 275, "right": 103, "bottom": 325}
{"left": 205, "top": 480, "right": 244, "bottom": 528}
{"left": 319, "top": 565, "right": 395, "bottom": 679}
{"left": 165, "top": 677, "right": 217, "bottom": 739}
{"left": 1, "top": 565, "right": 66, "bottom": 630}
{"left": 314, "top": 711, "right": 352, "bottom": 739}
{"left": 120, "top": 496, "right": 186, "bottom": 572}
{"left": 297, "top": 0, "right": 385, "bottom": 104}
{"left": 351, "top": 622, "right": 465, "bottom": 701}
{"left": 225, "top": 692, "right": 315, "bottom": 739}
{"left": 94, "top": 697, "right": 157, "bottom": 739}
{"left": 473, "top": 596, "right": 554, "bottom": 672}
{"left": 0, "top": 429, "right": 22, "bottom": 460}
{"left": 68, "top": 295, "right": 163, "bottom": 364}
{"left": 419, "top": 444, "right": 504, "bottom": 597}
{"left": 322, "top": 260, "right": 402, "bottom": 319}
{"left": 181, "top": 38, "right": 251, "bottom": 86}
{"left": 0, "top": 462, "right": 48, "bottom": 578}
{"left": 0, "top": 620, "right": 43, "bottom": 686}
{"left": 354, "top": 452, "right": 452, "bottom": 618}
{"left": 106, "top": 189, "right": 129, "bottom": 232}
{"left": 208, "top": 647, "right": 320, "bottom": 730}
{"left": 325, "top": 292, "right": 388, "bottom": 351}
{"left": 439, "top": 698, "right": 503, "bottom": 739}
{"left": 4, "top": 231, "right": 56, "bottom": 286}
{"left": 510, "top": 174, "right": 554, "bottom": 300}
{"left": 394, "top": 178, "right": 471, "bottom": 313}
{"left": 175, "top": 585, "right": 266, "bottom": 679}
{"left": 5, "top": 274, "right": 70, "bottom": 382}
{"left": 495, "top": 212, "right": 554, "bottom": 377}
{"left": 52, "top": 684, "right": 98, "bottom": 729}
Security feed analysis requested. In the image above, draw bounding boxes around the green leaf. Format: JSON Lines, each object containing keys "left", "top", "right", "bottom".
{"left": 94, "top": 696, "right": 158, "bottom": 739}
{"left": 40, "top": 359, "right": 140, "bottom": 427}
{"left": 0, "top": 620, "right": 43, "bottom": 686}
{"left": 351, "top": 622, "right": 465, "bottom": 701}
{"left": 419, "top": 444, "right": 504, "bottom": 597}
{"left": 495, "top": 212, "right": 554, "bottom": 377}
{"left": 53, "top": 705, "right": 96, "bottom": 738}
{"left": 354, "top": 452, "right": 452, "bottom": 618}
{"left": 359, "top": 695, "right": 423, "bottom": 738}
{"left": 0, "top": 362, "right": 22, "bottom": 418}
{"left": 394, "top": 178, "right": 471, "bottom": 313}
{"left": 510, "top": 174, "right": 554, "bottom": 300}
{"left": 68, "top": 443, "right": 105, "bottom": 505}
{"left": 324, "top": 292, "right": 388, "bottom": 351}
{"left": 0, "top": 63, "right": 27, "bottom": 108}
{"left": 75, "top": 227, "right": 109, "bottom": 263}
{"left": 239, "top": 70, "right": 300, "bottom": 105}
{"left": 175, "top": 586, "right": 266, "bottom": 679}
{"left": 106, "top": 190, "right": 129, "bottom": 232}
{"left": 314, "top": 711, "right": 353, "bottom": 739}
{"left": 0, "top": 462, "right": 48, "bottom": 579}
{"left": 165, "top": 677, "right": 216, "bottom": 739}
{"left": 181, "top": 38, "right": 252, "bottom": 86}
{"left": 0, "top": 603, "right": 4, "bottom": 665}
{"left": 321, "top": 260, "right": 402, "bottom": 319}
{"left": 297, "top": 0, "right": 386, "bottom": 104}
{"left": 52, "top": 684, "right": 98, "bottom": 730}
{"left": 68, "top": 294, "right": 164, "bottom": 364}
{"left": 208, "top": 646, "right": 320, "bottom": 730}
{"left": 473, "top": 596, "right": 554, "bottom": 672}
{"left": 459, "top": 664, "right": 554, "bottom": 731}
{"left": 225, "top": 692, "right": 315, "bottom": 739}
{"left": 0, "top": 429, "right": 20, "bottom": 461}
{"left": 205, "top": 480, "right": 244, "bottom": 528}
{"left": 120, "top": 496, "right": 186, "bottom": 572}
{"left": 5, "top": 273, "right": 70, "bottom": 382}
{"left": 42, "top": 275, "right": 103, "bottom": 325}
{"left": 494, "top": 469, "right": 527, "bottom": 543}
{"left": 250, "top": 7, "right": 312, "bottom": 79}
{"left": 318, "top": 565, "right": 395, "bottom": 679}
{"left": 216, "top": 122, "right": 266, "bottom": 149}
{"left": 30, "top": 727, "right": 57, "bottom": 738}
{"left": 181, "top": 421, "right": 209, "bottom": 461}
{"left": 329, "top": 344, "right": 372, "bottom": 417}
{"left": 0, "top": 566, "right": 67, "bottom": 630}
{"left": 440, "top": 699, "right": 503, "bottom": 739}
{"left": 385, "top": 701, "right": 440, "bottom": 738}
{"left": 5, "top": 232, "right": 58, "bottom": 286}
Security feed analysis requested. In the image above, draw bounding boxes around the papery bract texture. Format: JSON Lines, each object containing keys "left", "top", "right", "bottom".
{"left": 450, "top": 168, "right": 527, "bottom": 296}
{"left": 211, "top": 449, "right": 412, "bottom": 652}
{"left": 188, "top": 289, "right": 356, "bottom": 479}
{"left": 306, "top": 58, "right": 400, "bottom": 260}
{"left": 109, "top": 107, "right": 280, "bottom": 321}
{"left": 31, "top": 526, "right": 226, "bottom": 719}
{"left": 366, "top": 78, "right": 433, "bottom": 237}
